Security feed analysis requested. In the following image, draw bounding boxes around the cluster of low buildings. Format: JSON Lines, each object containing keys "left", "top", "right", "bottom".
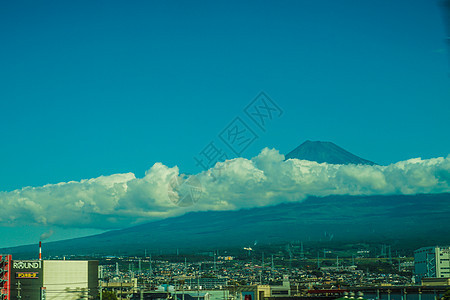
{"left": 0, "top": 246, "right": 448, "bottom": 300}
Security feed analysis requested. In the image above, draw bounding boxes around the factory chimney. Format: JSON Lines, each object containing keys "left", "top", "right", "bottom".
{"left": 39, "top": 241, "right": 42, "bottom": 260}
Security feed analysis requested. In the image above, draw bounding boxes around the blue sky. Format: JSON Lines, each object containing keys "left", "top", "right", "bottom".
{"left": 0, "top": 0, "right": 449, "bottom": 247}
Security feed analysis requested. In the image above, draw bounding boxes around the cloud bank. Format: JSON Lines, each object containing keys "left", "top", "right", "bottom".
{"left": 0, "top": 148, "right": 449, "bottom": 229}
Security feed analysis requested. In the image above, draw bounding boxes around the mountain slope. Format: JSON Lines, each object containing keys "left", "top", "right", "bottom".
{"left": 285, "top": 140, "right": 376, "bottom": 165}
{"left": 3, "top": 141, "right": 447, "bottom": 258}
{"left": 3, "top": 193, "right": 449, "bottom": 257}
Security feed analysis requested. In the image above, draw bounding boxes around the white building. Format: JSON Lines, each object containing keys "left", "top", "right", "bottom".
{"left": 43, "top": 260, "right": 99, "bottom": 300}
{"left": 8, "top": 259, "right": 98, "bottom": 300}
{"left": 414, "top": 246, "right": 450, "bottom": 282}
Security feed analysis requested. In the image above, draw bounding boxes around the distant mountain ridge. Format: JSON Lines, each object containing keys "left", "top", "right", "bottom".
{"left": 286, "top": 140, "right": 376, "bottom": 165}
{"left": 3, "top": 193, "right": 450, "bottom": 258}
{"left": 3, "top": 140, "right": 447, "bottom": 258}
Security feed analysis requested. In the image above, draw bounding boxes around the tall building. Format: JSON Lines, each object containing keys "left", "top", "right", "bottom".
{"left": 0, "top": 257, "right": 98, "bottom": 300}
{"left": 0, "top": 255, "right": 12, "bottom": 300}
{"left": 414, "top": 246, "right": 450, "bottom": 282}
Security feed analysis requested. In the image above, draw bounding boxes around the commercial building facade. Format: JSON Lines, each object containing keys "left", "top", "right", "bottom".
{"left": 10, "top": 260, "right": 44, "bottom": 299}
{"left": 414, "top": 246, "right": 450, "bottom": 282}
{"left": 0, "top": 257, "right": 98, "bottom": 300}
{"left": 43, "top": 260, "right": 98, "bottom": 299}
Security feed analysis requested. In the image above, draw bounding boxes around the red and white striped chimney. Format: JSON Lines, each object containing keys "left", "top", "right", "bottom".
{"left": 39, "top": 241, "right": 42, "bottom": 260}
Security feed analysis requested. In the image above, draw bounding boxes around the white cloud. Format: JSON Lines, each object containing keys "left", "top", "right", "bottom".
{"left": 0, "top": 148, "right": 449, "bottom": 229}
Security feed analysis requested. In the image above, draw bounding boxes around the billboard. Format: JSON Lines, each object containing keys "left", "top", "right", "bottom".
{"left": 10, "top": 260, "right": 43, "bottom": 300}
{"left": 16, "top": 272, "right": 39, "bottom": 279}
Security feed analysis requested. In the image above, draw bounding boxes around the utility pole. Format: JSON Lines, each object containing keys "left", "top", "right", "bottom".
{"left": 174, "top": 280, "right": 177, "bottom": 300}
{"left": 214, "top": 252, "right": 217, "bottom": 274}
{"left": 120, "top": 280, "right": 123, "bottom": 300}
{"left": 197, "top": 263, "right": 201, "bottom": 299}
{"left": 182, "top": 278, "right": 185, "bottom": 300}
{"left": 389, "top": 246, "right": 392, "bottom": 264}
{"left": 271, "top": 255, "right": 274, "bottom": 271}
{"left": 17, "top": 281, "right": 22, "bottom": 300}
{"left": 300, "top": 242, "right": 304, "bottom": 260}
{"left": 149, "top": 254, "right": 153, "bottom": 275}
{"left": 166, "top": 279, "right": 170, "bottom": 300}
